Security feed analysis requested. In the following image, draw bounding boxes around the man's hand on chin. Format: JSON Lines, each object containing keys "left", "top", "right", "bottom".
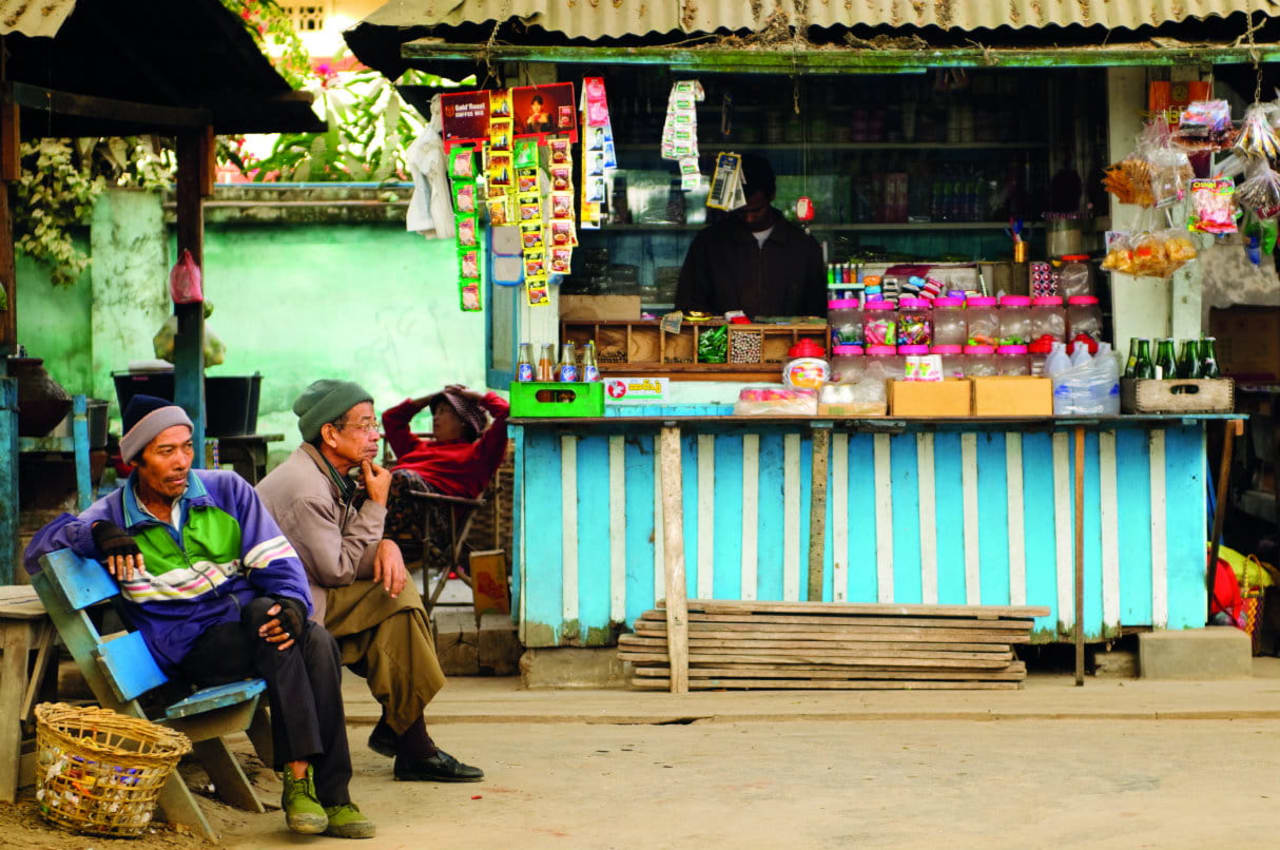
{"left": 373, "top": 538, "right": 407, "bottom": 598}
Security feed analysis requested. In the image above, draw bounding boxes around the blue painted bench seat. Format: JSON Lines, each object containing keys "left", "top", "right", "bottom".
{"left": 32, "top": 548, "right": 270, "bottom": 841}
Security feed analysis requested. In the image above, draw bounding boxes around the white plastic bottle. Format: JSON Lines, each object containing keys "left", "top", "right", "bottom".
{"left": 1069, "top": 341, "right": 1092, "bottom": 368}
{"left": 1043, "top": 341, "right": 1071, "bottom": 378}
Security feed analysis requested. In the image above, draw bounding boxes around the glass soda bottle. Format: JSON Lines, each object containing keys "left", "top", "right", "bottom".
{"left": 1124, "top": 337, "right": 1140, "bottom": 379}
{"left": 1155, "top": 338, "right": 1178, "bottom": 380}
{"left": 581, "top": 341, "right": 601, "bottom": 382}
{"left": 1176, "top": 340, "right": 1201, "bottom": 379}
{"left": 557, "top": 342, "right": 579, "bottom": 382}
{"left": 517, "top": 343, "right": 535, "bottom": 382}
{"left": 537, "top": 343, "right": 554, "bottom": 381}
{"left": 1133, "top": 339, "right": 1155, "bottom": 379}
{"left": 1199, "top": 337, "right": 1221, "bottom": 378}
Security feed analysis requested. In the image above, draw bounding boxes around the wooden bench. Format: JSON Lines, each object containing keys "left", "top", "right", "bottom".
{"left": 31, "top": 548, "right": 273, "bottom": 842}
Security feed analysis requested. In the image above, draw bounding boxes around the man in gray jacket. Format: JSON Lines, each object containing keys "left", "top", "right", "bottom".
{"left": 257, "top": 379, "right": 482, "bottom": 783}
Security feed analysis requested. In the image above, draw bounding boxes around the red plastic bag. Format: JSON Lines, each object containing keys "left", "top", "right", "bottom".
{"left": 1209, "top": 557, "right": 1245, "bottom": 629}
{"left": 168, "top": 249, "right": 204, "bottom": 304}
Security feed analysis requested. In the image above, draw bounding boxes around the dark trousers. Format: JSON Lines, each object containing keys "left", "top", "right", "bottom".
{"left": 177, "top": 597, "right": 352, "bottom": 806}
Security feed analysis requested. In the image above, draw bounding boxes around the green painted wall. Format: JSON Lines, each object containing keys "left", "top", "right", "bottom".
{"left": 15, "top": 234, "right": 93, "bottom": 395}
{"left": 17, "top": 190, "right": 486, "bottom": 468}
{"left": 201, "top": 222, "right": 486, "bottom": 463}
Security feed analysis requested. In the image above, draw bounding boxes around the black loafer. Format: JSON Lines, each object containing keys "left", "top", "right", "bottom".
{"left": 394, "top": 750, "right": 484, "bottom": 782}
{"left": 367, "top": 722, "right": 396, "bottom": 758}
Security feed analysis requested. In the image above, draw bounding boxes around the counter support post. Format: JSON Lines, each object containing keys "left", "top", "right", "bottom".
{"left": 1207, "top": 419, "right": 1245, "bottom": 621}
{"left": 659, "top": 425, "right": 689, "bottom": 695}
{"left": 1074, "top": 425, "right": 1085, "bottom": 687}
{"left": 808, "top": 425, "right": 831, "bottom": 602}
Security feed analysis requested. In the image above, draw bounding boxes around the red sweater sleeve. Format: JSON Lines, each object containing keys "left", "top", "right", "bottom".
{"left": 473, "top": 392, "right": 510, "bottom": 483}
{"left": 382, "top": 397, "right": 429, "bottom": 460}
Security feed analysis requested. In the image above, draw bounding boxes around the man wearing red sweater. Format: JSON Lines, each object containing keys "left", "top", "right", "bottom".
{"left": 381, "top": 385, "right": 509, "bottom": 545}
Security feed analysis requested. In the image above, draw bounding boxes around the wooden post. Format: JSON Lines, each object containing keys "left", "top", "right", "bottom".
{"left": 0, "top": 100, "right": 16, "bottom": 353}
{"left": 808, "top": 425, "right": 831, "bottom": 602}
{"left": 174, "top": 130, "right": 211, "bottom": 460}
{"left": 1073, "top": 425, "right": 1085, "bottom": 687}
{"left": 658, "top": 425, "right": 688, "bottom": 695}
{"left": 1207, "top": 418, "right": 1245, "bottom": 620}
{"left": 0, "top": 378, "right": 15, "bottom": 586}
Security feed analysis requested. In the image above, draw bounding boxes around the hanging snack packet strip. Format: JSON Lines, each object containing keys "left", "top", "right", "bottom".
{"left": 515, "top": 153, "right": 550, "bottom": 307}
{"left": 661, "top": 80, "right": 704, "bottom": 188}
{"left": 448, "top": 144, "right": 482, "bottom": 312}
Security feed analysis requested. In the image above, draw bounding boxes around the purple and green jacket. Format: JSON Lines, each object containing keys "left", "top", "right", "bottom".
{"left": 24, "top": 469, "right": 314, "bottom": 675}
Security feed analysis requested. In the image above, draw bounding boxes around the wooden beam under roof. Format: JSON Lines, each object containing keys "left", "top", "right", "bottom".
{"left": 1, "top": 82, "right": 212, "bottom": 131}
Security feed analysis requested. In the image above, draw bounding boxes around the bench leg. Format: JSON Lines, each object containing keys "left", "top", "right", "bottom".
{"left": 0, "top": 621, "right": 31, "bottom": 803}
{"left": 246, "top": 702, "right": 273, "bottom": 768}
{"left": 193, "top": 737, "right": 266, "bottom": 813}
{"left": 157, "top": 771, "right": 218, "bottom": 842}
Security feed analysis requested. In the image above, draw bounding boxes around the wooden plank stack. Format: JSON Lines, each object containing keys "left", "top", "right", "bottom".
{"left": 619, "top": 600, "right": 1050, "bottom": 691}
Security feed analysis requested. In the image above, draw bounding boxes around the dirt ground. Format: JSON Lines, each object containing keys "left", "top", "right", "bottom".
{"left": 4, "top": 713, "right": 1278, "bottom": 850}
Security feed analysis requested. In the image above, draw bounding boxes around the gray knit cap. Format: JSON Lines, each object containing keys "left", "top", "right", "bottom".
{"left": 119, "top": 394, "right": 194, "bottom": 464}
{"left": 293, "top": 380, "right": 374, "bottom": 442}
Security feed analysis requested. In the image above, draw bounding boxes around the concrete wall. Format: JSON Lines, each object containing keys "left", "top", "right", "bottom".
{"left": 201, "top": 220, "right": 485, "bottom": 461}
{"left": 17, "top": 187, "right": 487, "bottom": 466}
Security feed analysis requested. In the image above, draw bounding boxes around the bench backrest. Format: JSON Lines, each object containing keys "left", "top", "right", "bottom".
{"left": 33, "top": 548, "right": 171, "bottom": 708}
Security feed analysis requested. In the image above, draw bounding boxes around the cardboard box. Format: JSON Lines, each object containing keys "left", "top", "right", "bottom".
{"left": 559, "top": 295, "right": 641, "bottom": 321}
{"left": 469, "top": 550, "right": 510, "bottom": 617}
{"left": 970, "top": 376, "right": 1053, "bottom": 417}
{"left": 888, "top": 379, "right": 972, "bottom": 417}
{"left": 1210, "top": 306, "right": 1280, "bottom": 382}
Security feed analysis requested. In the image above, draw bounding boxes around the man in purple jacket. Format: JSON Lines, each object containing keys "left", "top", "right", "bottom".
{"left": 25, "top": 396, "right": 374, "bottom": 840}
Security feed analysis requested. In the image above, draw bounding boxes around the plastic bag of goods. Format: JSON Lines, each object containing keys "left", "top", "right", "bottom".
{"left": 734, "top": 387, "right": 817, "bottom": 416}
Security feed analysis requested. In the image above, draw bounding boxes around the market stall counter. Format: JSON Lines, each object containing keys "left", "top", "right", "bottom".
{"left": 508, "top": 409, "right": 1244, "bottom": 650}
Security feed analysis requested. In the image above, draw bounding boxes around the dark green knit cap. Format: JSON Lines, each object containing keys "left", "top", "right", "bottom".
{"left": 293, "top": 379, "right": 373, "bottom": 442}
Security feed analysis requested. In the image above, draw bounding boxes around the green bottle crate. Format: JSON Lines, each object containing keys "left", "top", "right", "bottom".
{"left": 509, "top": 381, "right": 605, "bottom": 417}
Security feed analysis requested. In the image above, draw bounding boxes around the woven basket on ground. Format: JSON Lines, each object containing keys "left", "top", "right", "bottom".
{"left": 35, "top": 702, "right": 192, "bottom": 837}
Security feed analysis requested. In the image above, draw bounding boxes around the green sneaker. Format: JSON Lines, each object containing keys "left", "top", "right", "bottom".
{"left": 281, "top": 765, "right": 328, "bottom": 834}
{"left": 324, "top": 802, "right": 376, "bottom": 839}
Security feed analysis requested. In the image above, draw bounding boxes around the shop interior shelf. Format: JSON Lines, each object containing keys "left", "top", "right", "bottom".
{"left": 561, "top": 319, "right": 828, "bottom": 376}
{"left": 591, "top": 221, "right": 1046, "bottom": 232}
{"left": 614, "top": 141, "right": 1051, "bottom": 152}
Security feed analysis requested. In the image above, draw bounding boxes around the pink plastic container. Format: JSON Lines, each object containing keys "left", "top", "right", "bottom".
{"left": 996, "top": 343, "right": 1030, "bottom": 376}
{"left": 963, "top": 343, "right": 998, "bottom": 377}
{"left": 965, "top": 296, "right": 999, "bottom": 347}
{"left": 930, "top": 344, "right": 965, "bottom": 378}
{"left": 998, "top": 295, "right": 1032, "bottom": 345}
{"left": 931, "top": 297, "right": 967, "bottom": 347}
{"left": 863, "top": 302, "right": 897, "bottom": 347}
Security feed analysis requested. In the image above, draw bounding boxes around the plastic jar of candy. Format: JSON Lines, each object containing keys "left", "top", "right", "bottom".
{"left": 930, "top": 344, "right": 965, "bottom": 378}
{"left": 895, "top": 297, "right": 933, "bottom": 348}
{"left": 997, "top": 295, "right": 1032, "bottom": 346}
{"left": 963, "top": 344, "right": 998, "bottom": 377}
{"left": 863, "top": 301, "right": 897, "bottom": 347}
{"left": 1029, "top": 296, "right": 1067, "bottom": 346}
{"left": 965, "top": 296, "right": 999, "bottom": 347}
{"left": 1066, "top": 295, "right": 1103, "bottom": 344}
{"left": 897, "top": 344, "right": 929, "bottom": 379}
{"left": 830, "top": 344, "right": 865, "bottom": 383}
{"left": 931, "top": 297, "right": 967, "bottom": 347}
{"left": 865, "top": 344, "right": 905, "bottom": 381}
{"left": 996, "top": 343, "right": 1031, "bottom": 376}
{"left": 827, "top": 298, "right": 863, "bottom": 347}
{"left": 1056, "top": 257, "right": 1093, "bottom": 298}
{"left": 783, "top": 338, "right": 830, "bottom": 390}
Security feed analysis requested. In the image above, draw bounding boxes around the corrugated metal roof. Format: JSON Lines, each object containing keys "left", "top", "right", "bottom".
{"left": 359, "top": 0, "right": 1279, "bottom": 37}
{"left": 0, "top": 0, "right": 76, "bottom": 37}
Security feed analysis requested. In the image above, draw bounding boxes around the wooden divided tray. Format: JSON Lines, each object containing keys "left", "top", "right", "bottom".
{"left": 561, "top": 319, "right": 829, "bottom": 381}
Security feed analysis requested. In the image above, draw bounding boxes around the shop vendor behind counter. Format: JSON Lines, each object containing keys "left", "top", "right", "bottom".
{"left": 674, "top": 153, "right": 828, "bottom": 319}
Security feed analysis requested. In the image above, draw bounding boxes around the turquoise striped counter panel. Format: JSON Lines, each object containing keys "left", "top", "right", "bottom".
{"left": 510, "top": 411, "right": 1227, "bottom": 647}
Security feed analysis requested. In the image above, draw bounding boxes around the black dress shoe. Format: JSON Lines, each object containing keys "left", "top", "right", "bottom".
{"left": 367, "top": 721, "right": 396, "bottom": 758}
{"left": 394, "top": 750, "right": 485, "bottom": 782}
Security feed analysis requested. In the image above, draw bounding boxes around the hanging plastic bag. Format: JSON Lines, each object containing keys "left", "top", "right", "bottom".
{"left": 1236, "top": 159, "right": 1280, "bottom": 219}
{"left": 1189, "top": 177, "right": 1238, "bottom": 234}
{"left": 168, "top": 249, "right": 203, "bottom": 304}
{"left": 1235, "top": 103, "right": 1280, "bottom": 159}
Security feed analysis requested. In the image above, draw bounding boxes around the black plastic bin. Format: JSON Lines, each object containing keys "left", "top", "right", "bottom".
{"left": 113, "top": 372, "right": 262, "bottom": 437}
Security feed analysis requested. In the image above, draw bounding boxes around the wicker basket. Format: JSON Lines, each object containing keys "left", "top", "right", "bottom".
{"left": 34, "top": 703, "right": 192, "bottom": 837}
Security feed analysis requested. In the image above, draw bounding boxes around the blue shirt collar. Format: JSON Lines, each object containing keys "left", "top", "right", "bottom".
{"left": 123, "top": 470, "right": 206, "bottom": 529}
